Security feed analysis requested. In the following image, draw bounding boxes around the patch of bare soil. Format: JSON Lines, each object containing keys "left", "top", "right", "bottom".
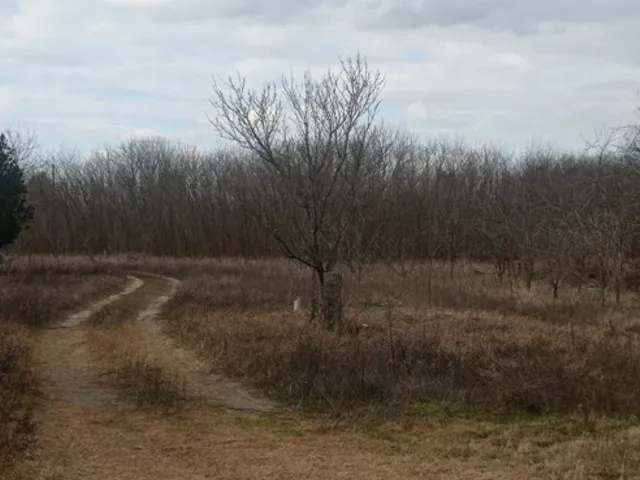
{"left": 135, "top": 274, "right": 275, "bottom": 413}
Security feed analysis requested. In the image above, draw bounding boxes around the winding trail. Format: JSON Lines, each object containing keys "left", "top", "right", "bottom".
{"left": 134, "top": 273, "right": 275, "bottom": 413}
{"left": 37, "top": 273, "right": 274, "bottom": 413}
{"left": 36, "top": 276, "right": 144, "bottom": 410}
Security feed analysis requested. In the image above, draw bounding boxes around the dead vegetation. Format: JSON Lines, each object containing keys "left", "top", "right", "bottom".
{"left": 0, "top": 269, "right": 122, "bottom": 476}
{"left": 90, "top": 276, "right": 167, "bottom": 327}
{"left": 89, "top": 325, "right": 187, "bottom": 413}
{"left": 0, "top": 323, "right": 36, "bottom": 472}
{"left": 2, "top": 253, "right": 269, "bottom": 279}
{"left": 544, "top": 425, "right": 640, "bottom": 480}
{"left": 162, "top": 259, "right": 640, "bottom": 420}
{"left": 0, "top": 254, "right": 638, "bottom": 479}
{"left": 0, "top": 268, "right": 123, "bottom": 328}
{"left": 151, "top": 256, "right": 640, "bottom": 477}
{"left": 87, "top": 278, "right": 187, "bottom": 412}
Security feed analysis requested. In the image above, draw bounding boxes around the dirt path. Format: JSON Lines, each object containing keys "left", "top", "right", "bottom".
{"left": 134, "top": 274, "right": 275, "bottom": 413}
{"left": 20, "top": 275, "right": 283, "bottom": 479}
{"left": 36, "top": 273, "right": 274, "bottom": 414}
{"left": 35, "top": 276, "right": 143, "bottom": 410}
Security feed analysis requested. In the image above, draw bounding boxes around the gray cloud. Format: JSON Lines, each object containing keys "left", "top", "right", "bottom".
{"left": 370, "top": 0, "right": 504, "bottom": 30}
{"left": 359, "top": 0, "right": 640, "bottom": 34}
{"left": 0, "top": 0, "right": 18, "bottom": 14}
{"left": 110, "top": 0, "right": 348, "bottom": 24}
{"left": 0, "top": 0, "right": 638, "bottom": 153}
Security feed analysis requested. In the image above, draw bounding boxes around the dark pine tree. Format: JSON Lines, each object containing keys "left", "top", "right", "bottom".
{"left": 0, "top": 133, "right": 34, "bottom": 251}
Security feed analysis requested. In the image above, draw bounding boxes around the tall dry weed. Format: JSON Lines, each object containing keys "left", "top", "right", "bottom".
{"left": 0, "top": 271, "right": 122, "bottom": 328}
{"left": 89, "top": 325, "right": 187, "bottom": 413}
{"left": 0, "top": 323, "right": 37, "bottom": 472}
{"left": 163, "top": 267, "right": 640, "bottom": 417}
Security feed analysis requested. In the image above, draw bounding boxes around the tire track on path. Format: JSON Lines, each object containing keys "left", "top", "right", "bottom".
{"left": 134, "top": 273, "right": 276, "bottom": 413}
{"left": 35, "top": 276, "right": 144, "bottom": 409}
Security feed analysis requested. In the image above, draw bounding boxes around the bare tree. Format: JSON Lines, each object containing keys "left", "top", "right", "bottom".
{"left": 536, "top": 154, "right": 581, "bottom": 300}
{"left": 475, "top": 147, "right": 516, "bottom": 283}
{"left": 209, "top": 53, "right": 386, "bottom": 331}
{"left": 2, "top": 128, "right": 43, "bottom": 178}
{"left": 565, "top": 129, "right": 639, "bottom": 307}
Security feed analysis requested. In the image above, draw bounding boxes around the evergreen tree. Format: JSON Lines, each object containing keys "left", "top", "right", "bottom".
{"left": 0, "top": 133, "right": 33, "bottom": 250}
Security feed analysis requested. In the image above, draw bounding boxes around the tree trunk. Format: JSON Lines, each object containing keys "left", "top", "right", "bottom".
{"left": 322, "top": 271, "right": 344, "bottom": 332}
{"left": 309, "top": 269, "right": 344, "bottom": 332}
{"left": 309, "top": 269, "right": 322, "bottom": 323}
{"left": 524, "top": 259, "right": 534, "bottom": 291}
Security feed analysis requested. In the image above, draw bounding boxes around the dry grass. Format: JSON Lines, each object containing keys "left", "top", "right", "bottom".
{"left": 0, "top": 270, "right": 123, "bottom": 328}
{"left": 90, "top": 277, "right": 167, "bottom": 328}
{"left": 2, "top": 254, "right": 637, "bottom": 478}
{"left": 15, "top": 399, "right": 640, "bottom": 479}
{"left": 87, "top": 278, "right": 187, "bottom": 412}
{"left": 2, "top": 253, "right": 288, "bottom": 279}
{"left": 151, "top": 258, "right": 640, "bottom": 476}
{"left": 161, "top": 259, "right": 640, "bottom": 419}
{"left": 349, "top": 260, "right": 640, "bottom": 327}
{"left": 89, "top": 325, "right": 187, "bottom": 413}
{"left": 544, "top": 425, "right": 640, "bottom": 479}
{"left": 0, "top": 323, "right": 36, "bottom": 472}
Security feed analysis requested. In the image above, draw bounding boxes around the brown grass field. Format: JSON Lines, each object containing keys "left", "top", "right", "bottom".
{"left": 1, "top": 254, "right": 640, "bottom": 479}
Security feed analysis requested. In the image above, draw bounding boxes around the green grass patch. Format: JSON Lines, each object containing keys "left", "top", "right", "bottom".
{"left": 405, "top": 401, "right": 544, "bottom": 424}
{"left": 232, "top": 414, "right": 300, "bottom": 435}
{"left": 404, "top": 401, "right": 600, "bottom": 439}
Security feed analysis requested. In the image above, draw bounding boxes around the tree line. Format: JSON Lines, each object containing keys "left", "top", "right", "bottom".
{"left": 13, "top": 130, "right": 640, "bottom": 288}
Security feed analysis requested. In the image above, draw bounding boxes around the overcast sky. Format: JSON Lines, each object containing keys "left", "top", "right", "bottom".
{"left": 1, "top": 0, "right": 640, "bottom": 154}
